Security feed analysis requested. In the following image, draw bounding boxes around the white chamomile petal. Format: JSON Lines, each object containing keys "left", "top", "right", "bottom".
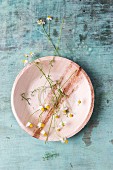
{"left": 44, "top": 104, "right": 50, "bottom": 110}
{"left": 26, "top": 122, "right": 31, "bottom": 127}
{"left": 26, "top": 122, "right": 33, "bottom": 128}
{"left": 37, "top": 122, "right": 45, "bottom": 128}
{"left": 40, "top": 130, "right": 47, "bottom": 136}
{"left": 38, "top": 106, "right": 45, "bottom": 112}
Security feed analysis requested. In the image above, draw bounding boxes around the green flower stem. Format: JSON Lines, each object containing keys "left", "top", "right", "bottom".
{"left": 38, "top": 111, "right": 44, "bottom": 122}
{"left": 56, "top": 18, "right": 64, "bottom": 51}
{"left": 48, "top": 21, "right": 50, "bottom": 36}
{"left": 28, "top": 109, "right": 39, "bottom": 122}
{"left": 42, "top": 25, "right": 60, "bottom": 56}
{"left": 61, "top": 70, "right": 77, "bottom": 88}
{"left": 35, "top": 62, "right": 58, "bottom": 101}
{"left": 51, "top": 70, "right": 77, "bottom": 102}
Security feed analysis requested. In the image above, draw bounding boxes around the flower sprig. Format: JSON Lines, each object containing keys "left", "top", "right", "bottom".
{"left": 21, "top": 16, "right": 80, "bottom": 144}
{"left": 22, "top": 61, "right": 77, "bottom": 143}
{"left": 23, "top": 63, "right": 77, "bottom": 143}
{"left": 22, "top": 52, "right": 34, "bottom": 66}
{"left": 37, "top": 16, "right": 64, "bottom": 56}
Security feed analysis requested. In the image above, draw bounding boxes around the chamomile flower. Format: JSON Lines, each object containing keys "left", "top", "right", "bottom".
{"left": 24, "top": 54, "right": 29, "bottom": 58}
{"left": 56, "top": 127, "right": 61, "bottom": 132}
{"left": 47, "top": 16, "right": 53, "bottom": 21}
{"left": 37, "top": 122, "right": 45, "bottom": 128}
{"left": 68, "top": 113, "right": 74, "bottom": 118}
{"left": 78, "top": 100, "right": 81, "bottom": 105}
{"left": 38, "top": 105, "right": 45, "bottom": 112}
{"left": 37, "top": 19, "right": 45, "bottom": 25}
{"left": 45, "top": 104, "right": 50, "bottom": 110}
{"left": 29, "top": 52, "right": 34, "bottom": 57}
{"left": 60, "top": 137, "right": 68, "bottom": 144}
{"left": 24, "top": 52, "right": 34, "bottom": 58}
{"left": 23, "top": 52, "right": 34, "bottom": 66}
{"left": 54, "top": 114, "right": 60, "bottom": 119}
{"left": 26, "top": 122, "right": 33, "bottom": 128}
{"left": 41, "top": 130, "right": 47, "bottom": 136}
{"left": 22, "top": 59, "right": 29, "bottom": 66}
{"left": 61, "top": 106, "right": 68, "bottom": 114}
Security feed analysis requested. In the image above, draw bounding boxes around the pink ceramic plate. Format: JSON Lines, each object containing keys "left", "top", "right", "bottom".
{"left": 11, "top": 56, "right": 94, "bottom": 141}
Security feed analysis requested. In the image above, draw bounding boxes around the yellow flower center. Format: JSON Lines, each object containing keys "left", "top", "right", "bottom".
{"left": 78, "top": 100, "right": 81, "bottom": 104}
{"left": 29, "top": 124, "right": 33, "bottom": 128}
{"left": 69, "top": 113, "right": 73, "bottom": 117}
{"left": 41, "top": 107, "right": 45, "bottom": 112}
{"left": 43, "top": 133, "right": 47, "bottom": 137}
{"left": 65, "top": 139, "right": 68, "bottom": 144}
{"left": 55, "top": 115, "right": 60, "bottom": 118}
{"left": 41, "top": 123, "right": 45, "bottom": 128}
{"left": 45, "top": 105, "right": 50, "bottom": 110}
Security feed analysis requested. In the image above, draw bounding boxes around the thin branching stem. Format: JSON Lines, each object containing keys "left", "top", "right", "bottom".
{"left": 56, "top": 18, "right": 64, "bottom": 51}
{"left": 35, "top": 62, "right": 58, "bottom": 100}
{"left": 48, "top": 21, "right": 50, "bottom": 36}
{"left": 28, "top": 109, "right": 39, "bottom": 122}
{"left": 42, "top": 25, "right": 60, "bottom": 56}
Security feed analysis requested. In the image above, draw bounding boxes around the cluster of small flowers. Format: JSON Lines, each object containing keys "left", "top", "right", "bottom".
{"left": 38, "top": 104, "right": 50, "bottom": 112}
{"left": 55, "top": 105, "right": 74, "bottom": 132}
{"left": 22, "top": 52, "right": 34, "bottom": 66}
{"left": 26, "top": 101, "right": 82, "bottom": 143}
{"left": 26, "top": 104, "right": 50, "bottom": 137}
{"left": 37, "top": 16, "right": 53, "bottom": 25}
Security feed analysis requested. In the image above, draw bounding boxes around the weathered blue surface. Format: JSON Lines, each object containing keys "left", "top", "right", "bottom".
{"left": 0, "top": 0, "right": 113, "bottom": 169}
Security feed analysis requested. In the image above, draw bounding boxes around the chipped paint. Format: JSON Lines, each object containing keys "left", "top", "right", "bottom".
{"left": 70, "top": 163, "right": 73, "bottom": 168}
{"left": 53, "top": 29, "right": 58, "bottom": 37}
{"left": 82, "top": 120, "right": 99, "bottom": 146}
{"left": 43, "top": 152, "right": 59, "bottom": 161}
{"left": 6, "top": 137, "right": 10, "bottom": 139}
{"left": 110, "top": 140, "right": 113, "bottom": 145}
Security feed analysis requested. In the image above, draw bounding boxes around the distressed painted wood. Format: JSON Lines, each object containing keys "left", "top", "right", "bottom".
{"left": 0, "top": 0, "right": 113, "bottom": 170}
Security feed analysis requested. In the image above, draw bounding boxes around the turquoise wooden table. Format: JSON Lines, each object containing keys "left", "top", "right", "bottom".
{"left": 0, "top": 0, "right": 113, "bottom": 169}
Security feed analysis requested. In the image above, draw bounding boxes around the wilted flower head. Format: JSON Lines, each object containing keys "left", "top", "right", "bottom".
{"left": 56, "top": 126, "right": 61, "bottom": 132}
{"left": 24, "top": 54, "right": 29, "bottom": 58}
{"left": 59, "top": 121, "right": 67, "bottom": 127}
{"left": 29, "top": 52, "right": 34, "bottom": 57}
